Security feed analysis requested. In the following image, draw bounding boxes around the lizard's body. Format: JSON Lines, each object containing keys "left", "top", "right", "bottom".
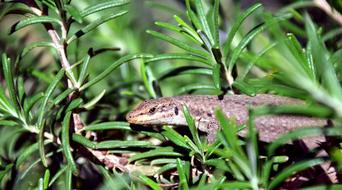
{"left": 126, "top": 94, "right": 338, "bottom": 183}
{"left": 126, "top": 94, "right": 328, "bottom": 144}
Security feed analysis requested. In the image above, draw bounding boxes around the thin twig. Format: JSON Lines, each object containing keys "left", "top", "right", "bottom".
{"left": 28, "top": 126, "right": 133, "bottom": 172}
{"left": 25, "top": 0, "right": 129, "bottom": 171}
{"left": 27, "top": 1, "right": 71, "bottom": 70}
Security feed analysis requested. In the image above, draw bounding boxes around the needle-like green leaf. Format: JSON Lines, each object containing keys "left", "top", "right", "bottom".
{"left": 43, "top": 169, "right": 50, "bottom": 190}
{"left": 38, "top": 69, "right": 65, "bottom": 167}
{"left": 68, "top": 10, "right": 128, "bottom": 44}
{"left": 268, "top": 158, "right": 324, "bottom": 190}
{"left": 139, "top": 175, "right": 163, "bottom": 190}
{"left": 223, "top": 3, "right": 262, "bottom": 57}
{"left": 226, "top": 23, "right": 266, "bottom": 72}
{"left": 80, "top": 54, "right": 153, "bottom": 90}
{"left": 146, "top": 30, "right": 209, "bottom": 58}
{"left": 96, "top": 140, "right": 155, "bottom": 149}
{"left": 176, "top": 158, "right": 189, "bottom": 190}
{"left": 162, "top": 126, "right": 189, "bottom": 149}
{"left": 82, "top": 89, "right": 105, "bottom": 110}
{"left": 182, "top": 105, "right": 202, "bottom": 150}
{"left": 145, "top": 53, "right": 209, "bottom": 65}
{"left": 37, "top": 69, "right": 65, "bottom": 127}
{"left": 158, "top": 66, "right": 212, "bottom": 81}
{"left": 268, "top": 127, "right": 342, "bottom": 155}
{"left": 177, "top": 84, "right": 218, "bottom": 95}
{"left": 48, "top": 165, "right": 68, "bottom": 187}
{"left": 65, "top": 165, "right": 72, "bottom": 190}
{"left": 65, "top": 4, "right": 83, "bottom": 23}
{"left": 2, "top": 54, "right": 20, "bottom": 116}
{"left": 77, "top": 54, "right": 90, "bottom": 86}
{"left": 84, "top": 121, "right": 131, "bottom": 131}
{"left": 72, "top": 134, "right": 96, "bottom": 149}
{"left": 10, "top": 16, "right": 61, "bottom": 34}
{"left": 21, "top": 42, "right": 56, "bottom": 57}
{"left": 62, "top": 112, "right": 77, "bottom": 173}
{"left": 140, "top": 60, "right": 157, "bottom": 98}
{"left": 16, "top": 141, "right": 51, "bottom": 167}
{"left": 129, "top": 147, "right": 182, "bottom": 162}
{"left": 80, "top": 0, "right": 130, "bottom": 18}
{"left": 194, "top": 0, "right": 214, "bottom": 45}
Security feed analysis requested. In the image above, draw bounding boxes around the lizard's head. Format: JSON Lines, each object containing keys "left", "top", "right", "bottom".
{"left": 126, "top": 97, "right": 185, "bottom": 125}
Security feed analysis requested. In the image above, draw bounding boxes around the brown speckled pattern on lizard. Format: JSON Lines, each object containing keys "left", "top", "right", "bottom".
{"left": 126, "top": 94, "right": 337, "bottom": 183}
{"left": 126, "top": 94, "right": 328, "bottom": 145}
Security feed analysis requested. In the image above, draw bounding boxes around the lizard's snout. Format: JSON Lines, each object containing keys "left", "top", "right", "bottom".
{"left": 126, "top": 100, "right": 162, "bottom": 125}
{"left": 126, "top": 109, "right": 145, "bottom": 124}
{"left": 126, "top": 110, "right": 135, "bottom": 123}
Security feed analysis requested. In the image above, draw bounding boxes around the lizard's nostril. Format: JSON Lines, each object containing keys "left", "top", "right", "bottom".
{"left": 126, "top": 112, "right": 132, "bottom": 121}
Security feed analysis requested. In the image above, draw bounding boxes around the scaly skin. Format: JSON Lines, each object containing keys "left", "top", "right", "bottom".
{"left": 126, "top": 94, "right": 328, "bottom": 144}
{"left": 126, "top": 94, "right": 338, "bottom": 184}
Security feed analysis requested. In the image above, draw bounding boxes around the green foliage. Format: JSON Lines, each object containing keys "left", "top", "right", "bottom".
{"left": 0, "top": 0, "right": 342, "bottom": 189}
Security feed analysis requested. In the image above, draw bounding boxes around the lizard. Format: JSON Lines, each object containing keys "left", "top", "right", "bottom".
{"left": 126, "top": 94, "right": 328, "bottom": 146}
{"left": 126, "top": 94, "right": 339, "bottom": 184}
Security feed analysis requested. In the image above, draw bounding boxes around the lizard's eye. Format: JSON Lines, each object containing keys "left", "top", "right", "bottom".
{"left": 149, "top": 107, "right": 156, "bottom": 114}
{"left": 174, "top": 107, "right": 179, "bottom": 115}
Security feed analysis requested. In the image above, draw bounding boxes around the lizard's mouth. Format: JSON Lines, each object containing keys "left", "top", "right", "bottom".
{"left": 126, "top": 110, "right": 167, "bottom": 125}
{"left": 126, "top": 111, "right": 154, "bottom": 124}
